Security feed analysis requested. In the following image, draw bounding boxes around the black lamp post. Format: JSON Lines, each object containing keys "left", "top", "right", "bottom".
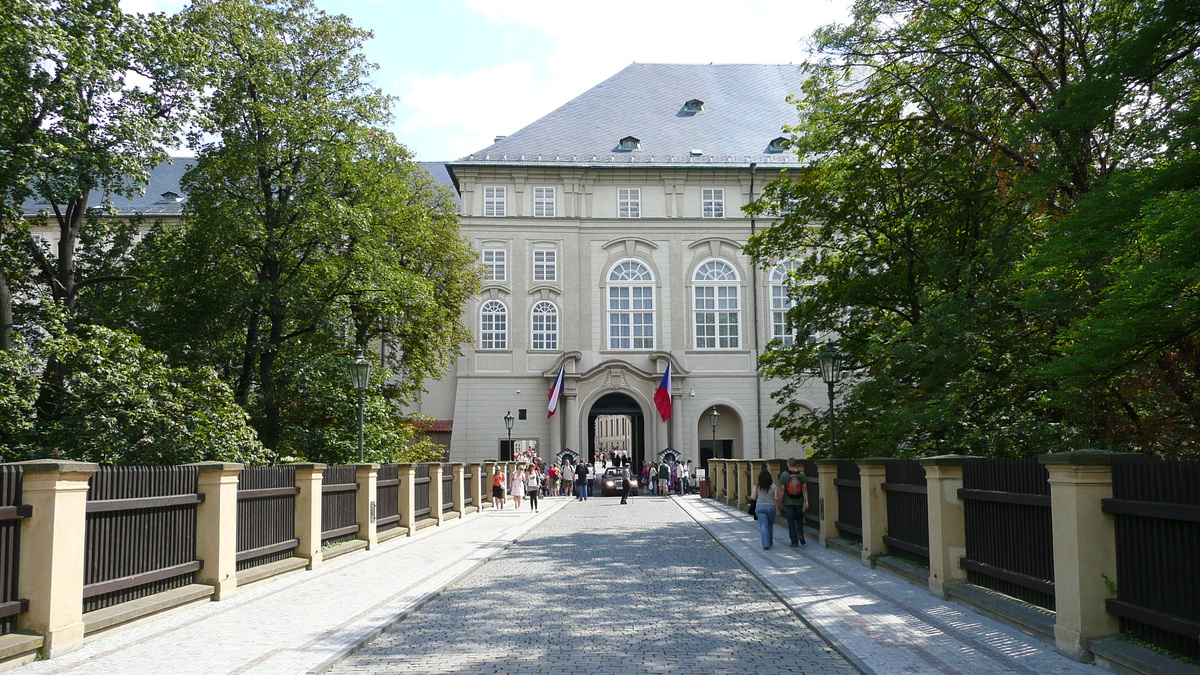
{"left": 503, "top": 410, "right": 514, "bottom": 461}
{"left": 348, "top": 349, "right": 371, "bottom": 462}
{"left": 709, "top": 407, "right": 720, "bottom": 458}
{"left": 817, "top": 343, "right": 842, "bottom": 458}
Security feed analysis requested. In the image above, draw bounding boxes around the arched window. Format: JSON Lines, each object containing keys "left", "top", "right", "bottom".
{"left": 530, "top": 301, "right": 559, "bottom": 351}
{"left": 479, "top": 300, "right": 507, "bottom": 350}
{"left": 693, "top": 259, "right": 740, "bottom": 349}
{"left": 770, "top": 261, "right": 807, "bottom": 346}
{"left": 607, "top": 260, "right": 654, "bottom": 350}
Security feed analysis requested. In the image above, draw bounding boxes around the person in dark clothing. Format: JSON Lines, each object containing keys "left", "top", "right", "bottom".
{"left": 575, "top": 461, "right": 590, "bottom": 501}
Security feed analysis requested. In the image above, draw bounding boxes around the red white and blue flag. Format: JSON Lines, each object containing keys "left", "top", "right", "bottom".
{"left": 654, "top": 362, "right": 672, "bottom": 421}
{"left": 547, "top": 364, "right": 565, "bottom": 418}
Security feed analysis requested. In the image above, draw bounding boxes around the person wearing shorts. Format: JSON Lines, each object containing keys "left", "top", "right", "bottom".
{"left": 491, "top": 467, "right": 506, "bottom": 509}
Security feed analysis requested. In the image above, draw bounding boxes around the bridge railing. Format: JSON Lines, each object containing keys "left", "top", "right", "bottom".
{"left": 0, "top": 459, "right": 514, "bottom": 665}
{"left": 706, "top": 452, "right": 1200, "bottom": 664}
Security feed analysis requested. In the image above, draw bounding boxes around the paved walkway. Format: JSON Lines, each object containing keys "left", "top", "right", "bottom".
{"left": 15, "top": 495, "right": 1109, "bottom": 675}
{"left": 327, "top": 492, "right": 854, "bottom": 674}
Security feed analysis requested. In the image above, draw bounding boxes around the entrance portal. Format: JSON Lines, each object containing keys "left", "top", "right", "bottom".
{"left": 587, "top": 393, "right": 646, "bottom": 468}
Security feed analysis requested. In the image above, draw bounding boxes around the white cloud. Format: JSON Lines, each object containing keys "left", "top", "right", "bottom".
{"left": 401, "top": 0, "right": 850, "bottom": 160}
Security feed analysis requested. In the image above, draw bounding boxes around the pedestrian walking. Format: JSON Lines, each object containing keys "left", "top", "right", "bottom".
{"left": 681, "top": 460, "right": 692, "bottom": 494}
{"left": 777, "top": 458, "right": 809, "bottom": 546}
{"left": 510, "top": 466, "right": 526, "bottom": 511}
{"left": 526, "top": 465, "right": 541, "bottom": 512}
{"left": 575, "top": 461, "right": 590, "bottom": 501}
{"left": 491, "top": 467, "right": 506, "bottom": 509}
{"left": 658, "top": 460, "right": 671, "bottom": 497}
{"left": 753, "top": 469, "right": 778, "bottom": 549}
{"left": 563, "top": 460, "right": 575, "bottom": 498}
{"left": 619, "top": 461, "right": 632, "bottom": 505}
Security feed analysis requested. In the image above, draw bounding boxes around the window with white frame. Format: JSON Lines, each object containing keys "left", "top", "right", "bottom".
{"left": 693, "top": 259, "right": 740, "bottom": 349}
{"left": 479, "top": 300, "right": 508, "bottom": 350}
{"left": 530, "top": 300, "right": 559, "bottom": 350}
{"left": 483, "top": 186, "right": 506, "bottom": 217}
{"left": 617, "top": 188, "right": 641, "bottom": 218}
{"left": 533, "top": 187, "right": 555, "bottom": 217}
{"left": 771, "top": 261, "right": 798, "bottom": 346}
{"left": 702, "top": 188, "right": 725, "bottom": 218}
{"left": 482, "top": 248, "right": 506, "bottom": 281}
{"left": 533, "top": 249, "right": 557, "bottom": 282}
{"left": 607, "top": 260, "right": 654, "bottom": 349}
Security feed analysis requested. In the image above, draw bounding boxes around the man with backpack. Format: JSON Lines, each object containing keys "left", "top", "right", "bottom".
{"left": 777, "top": 458, "right": 809, "bottom": 546}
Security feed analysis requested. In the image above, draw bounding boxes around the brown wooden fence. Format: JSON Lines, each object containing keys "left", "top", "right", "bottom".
{"left": 376, "top": 464, "right": 401, "bottom": 533}
{"left": 961, "top": 458, "right": 1055, "bottom": 610}
{"left": 440, "top": 466, "right": 454, "bottom": 513}
{"left": 1105, "top": 456, "right": 1200, "bottom": 660}
{"left": 413, "top": 464, "right": 432, "bottom": 522}
{"left": 464, "top": 470, "right": 473, "bottom": 506}
{"left": 803, "top": 460, "right": 820, "bottom": 528}
{"left": 882, "top": 459, "right": 929, "bottom": 565}
{"left": 835, "top": 460, "right": 862, "bottom": 542}
{"left": 0, "top": 467, "right": 28, "bottom": 635}
{"left": 320, "top": 465, "right": 358, "bottom": 547}
{"left": 236, "top": 466, "right": 298, "bottom": 571}
{"left": 84, "top": 466, "right": 201, "bottom": 613}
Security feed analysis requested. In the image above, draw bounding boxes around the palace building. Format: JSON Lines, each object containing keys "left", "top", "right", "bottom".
{"left": 414, "top": 63, "right": 826, "bottom": 468}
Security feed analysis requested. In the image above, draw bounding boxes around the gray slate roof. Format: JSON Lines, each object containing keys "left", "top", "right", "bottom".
{"left": 418, "top": 162, "right": 459, "bottom": 205}
{"left": 21, "top": 158, "right": 194, "bottom": 217}
{"left": 452, "top": 63, "right": 806, "bottom": 168}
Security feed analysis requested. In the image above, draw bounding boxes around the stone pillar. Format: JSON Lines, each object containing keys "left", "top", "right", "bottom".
{"left": 723, "top": 459, "right": 735, "bottom": 504}
{"left": 15, "top": 460, "right": 98, "bottom": 658}
{"left": 451, "top": 463, "right": 466, "bottom": 517}
{"left": 1040, "top": 451, "right": 1119, "bottom": 661}
{"left": 471, "top": 463, "right": 485, "bottom": 510}
{"left": 670, "top": 395, "right": 683, "bottom": 457}
{"left": 292, "top": 463, "right": 326, "bottom": 569}
{"left": 921, "top": 455, "right": 969, "bottom": 599}
{"left": 858, "top": 459, "right": 889, "bottom": 566}
{"left": 734, "top": 461, "right": 750, "bottom": 508}
{"left": 354, "top": 463, "right": 379, "bottom": 549}
{"left": 430, "top": 464, "right": 445, "bottom": 525}
{"left": 192, "top": 461, "right": 243, "bottom": 600}
{"left": 550, "top": 414, "right": 562, "bottom": 462}
{"left": 565, "top": 394, "right": 581, "bottom": 458}
{"left": 397, "top": 463, "right": 416, "bottom": 536}
{"left": 816, "top": 460, "right": 840, "bottom": 547}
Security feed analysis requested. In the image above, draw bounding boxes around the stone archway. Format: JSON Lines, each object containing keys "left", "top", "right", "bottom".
{"left": 587, "top": 392, "right": 646, "bottom": 469}
{"left": 697, "top": 403, "right": 741, "bottom": 470}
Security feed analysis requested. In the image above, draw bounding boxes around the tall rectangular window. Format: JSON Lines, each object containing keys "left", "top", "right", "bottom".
{"left": 482, "top": 248, "right": 506, "bottom": 281}
{"left": 618, "top": 188, "right": 641, "bottom": 218}
{"left": 483, "top": 186, "right": 506, "bottom": 217}
{"left": 533, "top": 187, "right": 555, "bottom": 217}
{"left": 533, "top": 249, "right": 557, "bottom": 282}
{"left": 702, "top": 188, "right": 725, "bottom": 218}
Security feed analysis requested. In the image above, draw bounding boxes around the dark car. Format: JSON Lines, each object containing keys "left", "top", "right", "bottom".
{"left": 600, "top": 467, "right": 639, "bottom": 497}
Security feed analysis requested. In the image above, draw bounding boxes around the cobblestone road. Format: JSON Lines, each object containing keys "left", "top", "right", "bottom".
{"left": 326, "top": 494, "right": 857, "bottom": 674}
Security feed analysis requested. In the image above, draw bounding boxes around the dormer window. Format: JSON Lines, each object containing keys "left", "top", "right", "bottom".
{"left": 617, "top": 136, "right": 640, "bottom": 151}
{"left": 767, "top": 137, "right": 788, "bottom": 153}
{"left": 159, "top": 191, "right": 183, "bottom": 203}
{"left": 683, "top": 99, "right": 704, "bottom": 113}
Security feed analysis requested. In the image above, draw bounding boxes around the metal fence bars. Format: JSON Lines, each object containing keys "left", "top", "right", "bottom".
{"left": 881, "top": 459, "right": 929, "bottom": 566}
{"left": 803, "top": 460, "right": 820, "bottom": 529}
{"left": 84, "top": 466, "right": 201, "bottom": 613}
{"left": 236, "top": 466, "right": 298, "bottom": 571}
{"left": 960, "top": 458, "right": 1055, "bottom": 610}
{"left": 0, "top": 467, "right": 28, "bottom": 635}
{"left": 376, "top": 464, "right": 401, "bottom": 533}
{"left": 441, "top": 465, "right": 454, "bottom": 513}
{"left": 834, "top": 460, "right": 862, "bottom": 543}
{"left": 320, "top": 465, "right": 359, "bottom": 547}
{"left": 1105, "top": 456, "right": 1200, "bottom": 660}
{"left": 413, "top": 464, "right": 432, "bottom": 522}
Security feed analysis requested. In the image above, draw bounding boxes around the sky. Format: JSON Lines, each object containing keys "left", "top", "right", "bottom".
{"left": 121, "top": 0, "right": 853, "bottom": 161}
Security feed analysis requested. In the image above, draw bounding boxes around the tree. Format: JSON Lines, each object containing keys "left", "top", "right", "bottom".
{"left": 748, "top": 0, "right": 1200, "bottom": 456}
{"left": 131, "top": 0, "right": 479, "bottom": 459}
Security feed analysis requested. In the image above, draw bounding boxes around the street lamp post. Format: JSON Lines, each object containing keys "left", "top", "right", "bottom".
{"left": 503, "top": 410, "right": 515, "bottom": 461}
{"left": 709, "top": 407, "right": 720, "bottom": 459}
{"left": 348, "top": 349, "right": 372, "bottom": 463}
{"left": 817, "top": 344, "right": 843, "bottom": 458}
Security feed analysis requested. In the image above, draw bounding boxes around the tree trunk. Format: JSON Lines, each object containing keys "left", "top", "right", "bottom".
{"left": 234, "top": 308, "right": 262, "bottom": 407}
{"left": 0, "top": 269, "right": 11, "bottom": 352}
{"left": 258, "top": 309, "right": 285, "bottom": 451}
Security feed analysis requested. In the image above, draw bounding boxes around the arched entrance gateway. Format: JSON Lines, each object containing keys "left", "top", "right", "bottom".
{"left": 587, "top": 393, "right": 646, "bottom": 468}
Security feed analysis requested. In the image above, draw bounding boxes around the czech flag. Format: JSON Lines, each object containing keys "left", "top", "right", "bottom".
{"left": 547, "top": 364, "right": 565, "bottom": 418}
{"left": 654, "top": 362, "right": 672, "bottom": 421}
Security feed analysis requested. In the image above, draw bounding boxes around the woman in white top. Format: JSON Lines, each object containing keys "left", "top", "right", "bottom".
{"left": 525, "top": 466, "right": 542, "bottom": 512}
{"left": 751, "top": 469, "right": 779, "bottom": 550}
{"left": 510, "top": 467, "right": 526, "bottom": 510}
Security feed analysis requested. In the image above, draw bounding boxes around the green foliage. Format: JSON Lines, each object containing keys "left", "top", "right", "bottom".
{"left": 750, "top": 0, "right": 1200, "bottom": 457}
